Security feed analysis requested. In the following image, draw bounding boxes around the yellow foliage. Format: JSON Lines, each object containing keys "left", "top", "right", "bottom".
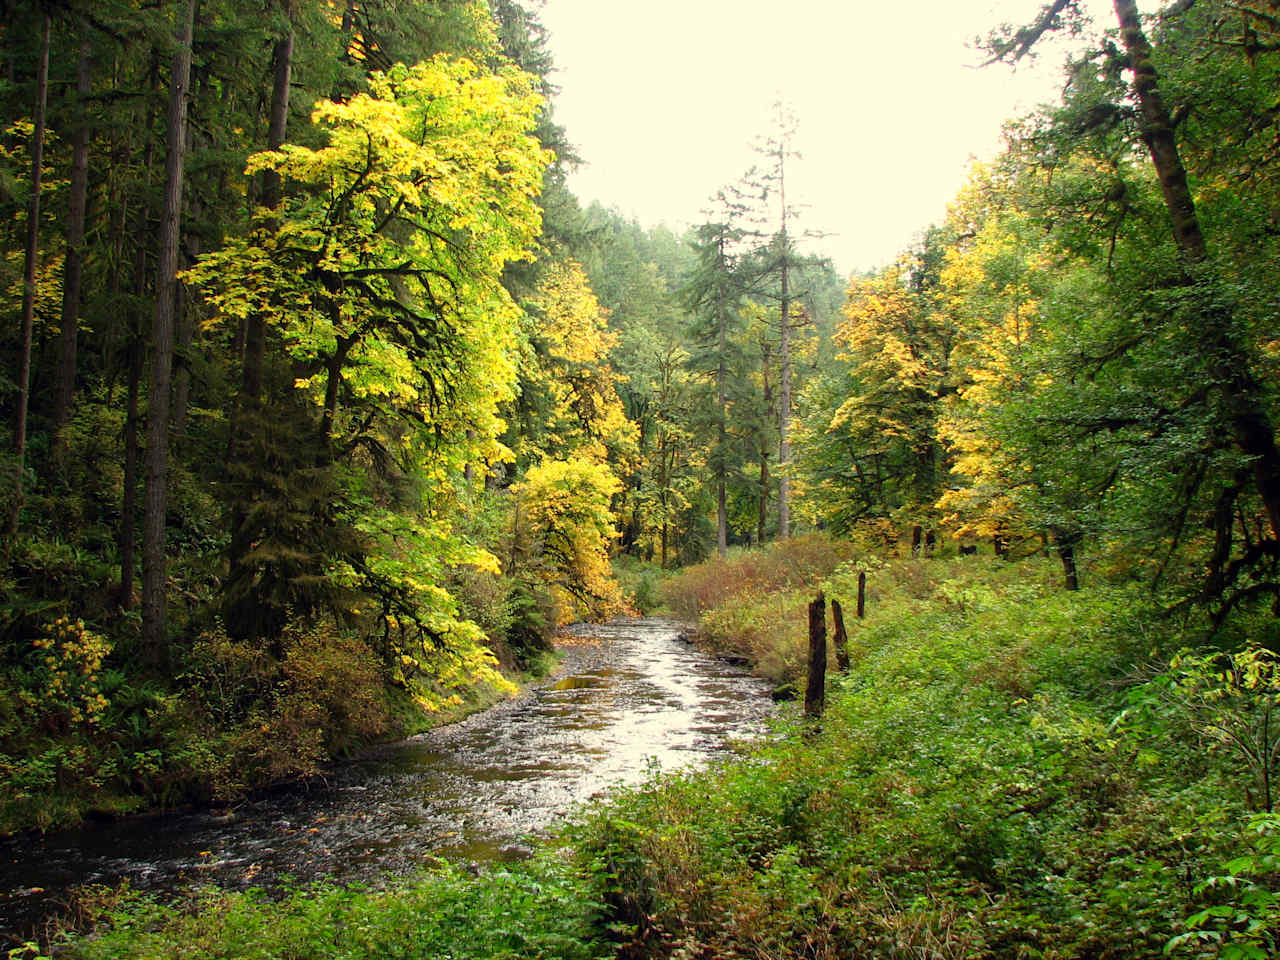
{"left": 515, "top": 456, "right": 625, "bottom": 622}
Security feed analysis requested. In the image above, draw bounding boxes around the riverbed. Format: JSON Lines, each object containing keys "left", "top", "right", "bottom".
{"left": 0, "top": 617, "right": 773, "bottom": 940}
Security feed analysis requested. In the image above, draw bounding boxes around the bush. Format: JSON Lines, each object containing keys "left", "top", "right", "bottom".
{"left": 55, "top": 853, "right": 605, "bottom": 960}
{"left": 661, "top": 533, "right": 851, "bottom": 621}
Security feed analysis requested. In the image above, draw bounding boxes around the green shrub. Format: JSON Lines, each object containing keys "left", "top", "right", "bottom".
{"left": 55, "top": 854, "right": 606, "bottom": 960}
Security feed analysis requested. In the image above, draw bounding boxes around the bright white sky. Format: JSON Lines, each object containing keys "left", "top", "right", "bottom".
{"left": 537, "top": 0, "right": 1114, "bottom": 278}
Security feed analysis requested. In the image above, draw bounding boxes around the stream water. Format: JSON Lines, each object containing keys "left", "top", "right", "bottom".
{"left": 0, "top": 617, "right": 773, "bottom": 941}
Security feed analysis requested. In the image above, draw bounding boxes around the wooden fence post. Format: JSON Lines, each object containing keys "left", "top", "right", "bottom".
{"left": 831, "top": 598, "right": 850, "bottom": 672}
{"left": 857, "top": 571, "right": 866, "bottom": 620}
{"left": 805, "top": 591, "right": 827, "bottom": 719}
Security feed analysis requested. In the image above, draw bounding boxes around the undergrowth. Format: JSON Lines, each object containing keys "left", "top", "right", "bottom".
{"left": 37, "top": 853, "right": 605, "bottom": 960}
{"left": 38, "top": 538, "right": 1280, "bottom": 958}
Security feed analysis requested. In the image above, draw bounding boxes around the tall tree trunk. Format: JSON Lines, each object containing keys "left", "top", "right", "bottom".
{"left": 141, "top": 0, "right": 195, "bottom": 658}
{"left": 716, "top": 242, "right": 728, "bottom": 558}
{"left": 7, "top": 14, "right": 51, "bottom": 540}
{"left": 241, "top": 20, "right": 294, "bottom": 406}
{"left": 119, "top": 61, "right": 159, "bottom": 610}
{"left": 171, "top": 230, "right": 199, "bottom": 434}
{"left": 171, "top": 61, "right": 205, "bottom": 436}
{"left": 777, "top": 233, "right": 792, "bottom": 540}
{"left": 119, "top": 333, "right": 142, "bottom": 609}
{"left": 51, "top": 35, "right": 93, "bottom": 458}
{"left": 1114, "top": 0, "right": 1280, "bottom": 538}
{"left": 757, "top": 454, "right": 769, "bottom": 546}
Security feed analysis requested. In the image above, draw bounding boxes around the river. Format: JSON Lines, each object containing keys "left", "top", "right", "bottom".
{"left": 0, "top": 617, "right": 773, "bottom": 941}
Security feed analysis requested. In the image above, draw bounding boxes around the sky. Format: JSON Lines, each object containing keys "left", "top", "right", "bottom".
{"left": 536, "top": 0, "right": 1111, "bottom": 278}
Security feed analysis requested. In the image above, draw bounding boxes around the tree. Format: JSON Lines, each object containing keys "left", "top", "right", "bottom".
{"left": 982, "top": 0, "right": 1280, "bottom": 608}
{"left": 187, "top": 55, "right": 550, "bottom": 649}
{"left": 7, "top": 11, "right": 49, "bottom": 540}
{"left": 750, "top": 103, "right": 803, "bottom": 539}
{"left": 801, "top": 229, "right": 960, "bottom": 536}
{"left": 512, "top": 456, "right": 623, "bottom": 621}
{"left": 685, "top": 193, "right": 751, "bottom": 557}
{"left": 141, "top": 0, "right": 195, "bottom": 657}
{"left": 49, "top": 31, "right": 91, "bottom": 457}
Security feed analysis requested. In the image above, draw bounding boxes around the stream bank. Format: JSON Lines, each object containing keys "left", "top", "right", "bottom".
{"left": 1, "top": 616, "right": 772, "bottom": 943}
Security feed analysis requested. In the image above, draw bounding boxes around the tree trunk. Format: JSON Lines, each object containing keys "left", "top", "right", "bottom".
{"left": 716, "top": 241, "right": 728, "bottom": 558}
{"left": 1114, "top": 0, "right": 1280, "bottom": 539}
{"left": 831, "top": 598, "right": 850, "bottom": 672}
{"left": 171, "top": 61, "right": 205, "bottom": 437}
{"left": 757, "top": 454, "right": 769, "bottom": 546}
{"left": 8, "top": 14, "right": 51, "bottom": 539}
{"left": 241, "top": 21, "right": 294, "bottom": 406}
{"left": 141, "top": 0, "right": 195, "bottom": 658}
{"left": 119, "top": 334, "right": 142, "bottom": 609}
{"left": 1054, "top": 534, "right": 1080, "bottom": 591}
{"left": 171, "top": 230, "right": 199, "bottom": 435}
{"left": 119, "top": 63, "right": 158, "bottom": 610}
{"left": 51, "top": 35, "right": 93, "bottom": 457}
{"left": 805, "top": 591, "right": 826, "bottom": 719}
{"left": 777, "top": 232, "right": 792, "bottom": 541}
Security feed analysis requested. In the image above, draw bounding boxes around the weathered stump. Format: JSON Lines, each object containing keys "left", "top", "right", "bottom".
{"left": 831, "top": 598, "right": 850, "bottom": 673}
{"left": 805, "top": 591, "right": 827, "bottom": 719}
{"left": 857, "top": 571, "right": 866, "bottom": 620}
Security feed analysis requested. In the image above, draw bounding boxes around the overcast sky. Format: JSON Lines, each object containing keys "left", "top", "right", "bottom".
{"left": 536, "top": 0, "right": 1112, "bottom": 278}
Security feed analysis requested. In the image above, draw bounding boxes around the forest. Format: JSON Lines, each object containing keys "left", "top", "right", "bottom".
{"left": 2, "top": 0, "right": 1280, "bottom": 956}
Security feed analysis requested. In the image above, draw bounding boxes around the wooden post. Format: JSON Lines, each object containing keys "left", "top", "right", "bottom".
{"left": 805, "top": 591, "right": 826, "bottom": 719}
{"left": 831, "top": 598, "right": 850, "bottom": 673}
{"left": 911, "top": 525, "right": 922, "bottom": 557}
{"left": 857, "top": 571, "right": 866, "bottom": 619}
{"left": 925, "top": 529, "right": 936, "bottom": 558}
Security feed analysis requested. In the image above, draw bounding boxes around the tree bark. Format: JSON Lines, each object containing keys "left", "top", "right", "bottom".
{"left": 805, "top": 591, "right": 826, "bottom": 719}
{"left": 8, "top": 14, "right": 51, "bottom": 539}
{"left": 118, "top": 64, "right": 158, "bottom": 610}
{"left": 119, "top": 333, "right": 143, "bottom": 609}
{"left": 831, "top": 598, "right": 850, "bottom": 672}
{"left": 1114, "top": 0, "right": 1280, "bottom": 539}
{"left": 52, "top": 35, "right": 93, "bottom": 457}
{"left": 716, "top": 236, "right": 728, "bottom": 558}
{"left": 777, "top": 232, "right": 792, "bottom": 541}
{"left": 1054, "top": 532, "right": 1080, "bottom": 591}
{"left": 141, "top": 0, "right": 195, "bottom": 657}
{"left": 241, "top": 21, "right": 294, "bottom": 406}
{"left": 757, "top": 454, "right": 769, "bottom": 546}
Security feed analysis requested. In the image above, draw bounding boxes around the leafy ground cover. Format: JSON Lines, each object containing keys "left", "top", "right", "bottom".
{"left": 33, "top": 542, "right": 1280, "bottom": 959}
{"left": 30, "top": 855, "right": 606, "bottom": 960}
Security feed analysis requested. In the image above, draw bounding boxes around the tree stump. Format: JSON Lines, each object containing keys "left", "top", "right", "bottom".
{"left": 805, "top": 591, "right": 827, "bottom": 719}
{"left": 831, "top": 598, "right": 850, "bottom": 672}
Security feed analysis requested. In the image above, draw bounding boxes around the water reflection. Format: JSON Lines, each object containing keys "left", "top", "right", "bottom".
{"left": 0, "top": 617, "right": 772, "bottom": 939}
